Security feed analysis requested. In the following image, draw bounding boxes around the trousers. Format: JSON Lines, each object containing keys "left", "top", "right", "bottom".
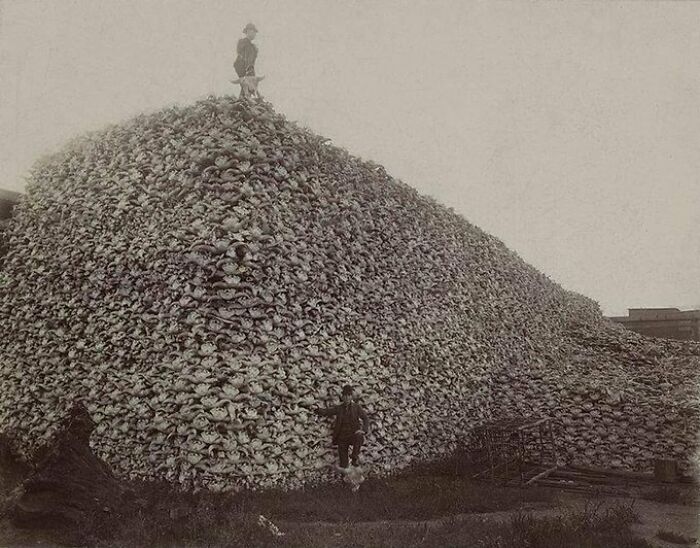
{"left": 337, "top": 432, "right": 364, "bottom": 468}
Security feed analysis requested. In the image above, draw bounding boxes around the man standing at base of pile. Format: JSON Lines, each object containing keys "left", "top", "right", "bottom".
{"left": 234, "top": 23, "right": 259, "bottom": 98}
{"left": 316, "top": 384, "right": 370, "bottom": 471}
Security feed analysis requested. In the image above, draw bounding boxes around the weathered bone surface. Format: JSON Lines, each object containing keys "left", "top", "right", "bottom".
{"left": 231, "top": 76, "right": 265, "bottom": 99}
{"left": 0, "top": 96, "right": 698, "bottom": 492}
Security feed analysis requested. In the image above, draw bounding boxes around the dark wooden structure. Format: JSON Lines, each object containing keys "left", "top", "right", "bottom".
{"left": 0, "top": 188, "right": 21, "bottom": 220}
{"left": 0, "top": 189, "right": 21, "bottom": 268}
{"left": 469, "top": 416, "right": 559, "bottom": 486}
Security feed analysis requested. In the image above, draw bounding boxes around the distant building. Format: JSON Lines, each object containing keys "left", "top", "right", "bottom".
{"left": 0, "top": 189, "right": 22, "bottom": 220}
{"left": 609, "top": 308, "right": 700, "bottom": 341}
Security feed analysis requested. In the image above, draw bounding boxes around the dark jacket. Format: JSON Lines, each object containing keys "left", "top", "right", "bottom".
{"left": 234, "top": 37, "right": 258, "bottom": 77}
{"left": 318, "top": 402, "right": 370, "bottom": 444}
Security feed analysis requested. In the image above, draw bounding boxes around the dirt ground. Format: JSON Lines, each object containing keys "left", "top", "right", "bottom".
{"left": 1, "top": 437, "right": 697, "bottom": 548}
{"left": 274, "top": 492, "right": 699, "bottom": 548}
{"left": 0, "top": 488, "right": 697, "bottom": 547}
{"left": 625, "top": 497, "right": 699, "bottom": 548}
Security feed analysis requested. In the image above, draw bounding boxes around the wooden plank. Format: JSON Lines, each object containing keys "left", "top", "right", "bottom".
{"left": 550, "top": 470, "right": 628, "bottom": 485}
{"left": 515, "top": 417, "right": 549, "bottom": 432}
{"left": 525, "top": 465, "right": 559, "bottom": 485}
{"left": 535, "top": 482, "right": 626, "bottom": 495}
{"left": 567, "top": 464, "right": 656, "bottom": 482}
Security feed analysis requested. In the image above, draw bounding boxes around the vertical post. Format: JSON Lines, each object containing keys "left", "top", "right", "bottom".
{"left": 549, "top": 419, "right": 557, "bottom": 465}
{"left": 518, "top": 428, "right": 525, "bottom": 484}
{"left": 487, "top": 425, "right": 495, "bottom": 480}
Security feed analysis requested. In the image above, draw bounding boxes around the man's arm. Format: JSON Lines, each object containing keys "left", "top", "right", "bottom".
{"left": 316, "top": 404, "right": 339, "bottom": 417}
{"left": 358, "top": 405, "right": 370, "bottom": 434}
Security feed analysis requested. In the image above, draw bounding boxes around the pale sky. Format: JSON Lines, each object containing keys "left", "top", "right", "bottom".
{"left": 1, "top": 0, "right": 698, "bottom": 316}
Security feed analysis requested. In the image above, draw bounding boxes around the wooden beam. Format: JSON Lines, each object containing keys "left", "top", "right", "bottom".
{"left": 525, "top": 465, "right": 559, "bottom": 485}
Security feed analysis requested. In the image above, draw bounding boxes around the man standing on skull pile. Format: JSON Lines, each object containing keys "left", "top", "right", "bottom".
{"left": 234, "top": 23, "right": 259, "bottom": 97}
{"left": 316, "top": 385, "right": 370, "bottom": 470}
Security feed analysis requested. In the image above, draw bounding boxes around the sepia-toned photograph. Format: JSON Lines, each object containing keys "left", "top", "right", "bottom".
{"left": 0, "top": 1, "right": 698, "bottom": 546}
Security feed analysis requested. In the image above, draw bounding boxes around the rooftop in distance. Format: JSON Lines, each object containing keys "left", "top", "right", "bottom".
{"left": 608, "top": 308, "right": 700, "bottom": 341}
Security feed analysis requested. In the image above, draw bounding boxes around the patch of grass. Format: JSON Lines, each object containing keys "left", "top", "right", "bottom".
{"left": 77, "top": 471, "right": 553, "bottom": 546}
{"left": 1, "top": 442, "right": 646, "bottom": 548}
{"left": 499, "top": 502, "right": 651, "bottom": 548}
{"left": 83, "top": 473, "right": 553, "bottom": 544}
{"left": 81, "top": 478, "right": 653, "bottom": 548}
{"left": 86, "top": 482, "right": 273, "bottom": 547}
{"left": 276, "top": 501, "right": 653, "bottom": 548}
{"left": 640, "top": 486, "right": 698, "bottom": 506}
{"left": 236, "top": 474, "right": 554, "bottom": 523}
{"left": 656, "top": 529, "right": 695, "bottom": 545}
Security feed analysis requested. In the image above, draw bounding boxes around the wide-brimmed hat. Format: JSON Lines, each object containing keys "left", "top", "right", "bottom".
{"left": 243, "top": 23, "right": 258, "bottom": 33}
